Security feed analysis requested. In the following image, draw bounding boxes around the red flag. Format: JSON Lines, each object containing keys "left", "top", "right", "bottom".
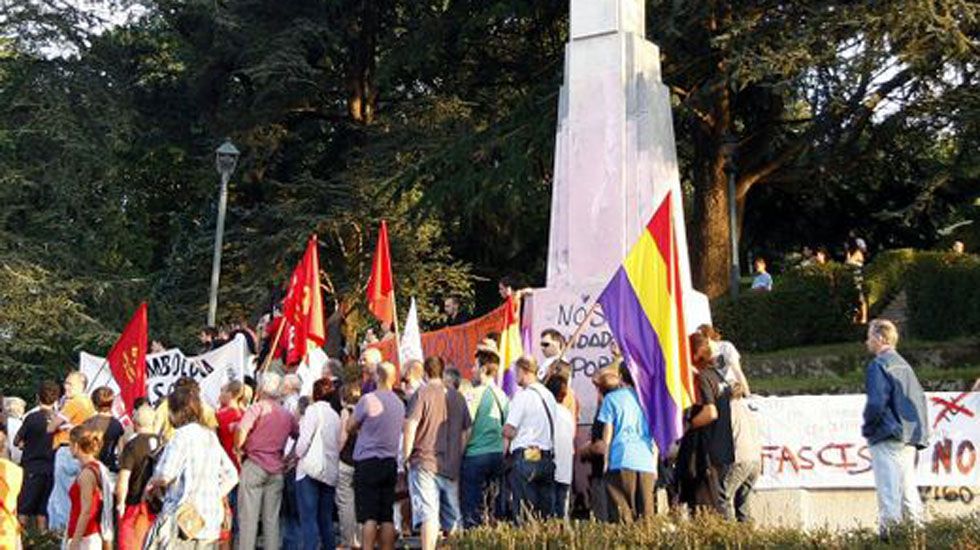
{"left": 366, "top": 220, "right": 395, "bottom": 328}
{"left": 283, "top": 234, "right": 326, "bottom": 365}
{"left": 107, "top": 302, "right": 148, "bottom": 413}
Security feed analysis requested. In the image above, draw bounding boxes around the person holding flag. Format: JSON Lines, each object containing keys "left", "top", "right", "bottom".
{"left": 257, "top": 234, "right": 326, "bottom": 378}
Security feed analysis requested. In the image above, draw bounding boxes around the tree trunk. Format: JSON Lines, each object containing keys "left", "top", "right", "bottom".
{"left": 690, "top": 131, "right": 732, "bottom": 299}
{"left": 345, "top": 0, "right": 379, "bottom": 124}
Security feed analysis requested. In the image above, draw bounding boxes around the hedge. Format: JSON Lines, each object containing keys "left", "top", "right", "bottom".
{"left": 711, "top": 263, "right": 859, "bottom": 352}
{"left": 712, "top": 251, "right": 980, "bottom": 352}
{"left": 906, "top": 252, "right": 980, "bottom": 340}
{"left": 863, "top": 247, "right": 916, "bottom": 314}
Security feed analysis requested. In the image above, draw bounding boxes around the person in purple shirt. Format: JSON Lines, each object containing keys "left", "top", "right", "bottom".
{"left": 347, "top": 361, "right": 404, "bottom": 550}
{"left": 235, "top": 372, "right": 299, "bottom": 550}
{"left": 359, "top": 348, "right": 383, "bottom": 395}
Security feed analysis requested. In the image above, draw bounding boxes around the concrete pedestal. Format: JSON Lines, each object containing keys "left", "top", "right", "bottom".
{"left": 533, "top": 0, "right": 708, "bottom": 422}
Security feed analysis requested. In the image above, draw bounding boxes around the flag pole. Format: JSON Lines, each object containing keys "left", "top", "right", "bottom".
{"left": 257, "top": 315, "right": 287, "bottom": 379}
{"left": 391, "top": 296, "right": 402, "bottom": 372}
{"left": 85, "top": 358, "right": 110, "bottom": 393}
{"left": 557, "top": 301, "right": 600, "bottom": 363}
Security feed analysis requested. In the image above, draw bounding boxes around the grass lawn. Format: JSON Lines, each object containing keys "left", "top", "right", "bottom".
{"left": 752, "top": 364, "right": 980, "bottom": 395}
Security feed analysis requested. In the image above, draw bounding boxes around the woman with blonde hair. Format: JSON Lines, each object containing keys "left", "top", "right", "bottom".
{"left": 66, "top": 425, "right": 113, "bottom": 550}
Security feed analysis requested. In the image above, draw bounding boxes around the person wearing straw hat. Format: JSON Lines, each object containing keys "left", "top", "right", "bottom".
{"left": 460, "top": 339, "right": 510, "bottom": 528}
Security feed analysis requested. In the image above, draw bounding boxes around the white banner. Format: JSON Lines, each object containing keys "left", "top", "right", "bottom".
{"left": 80, "top": 335, "right": 251, "bottom": 408}
{"left": 753, "top": 392, "right": 980, "bottom": 489}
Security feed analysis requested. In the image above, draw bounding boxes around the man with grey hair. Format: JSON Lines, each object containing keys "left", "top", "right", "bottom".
{"left": 236, "top": 372, "right": 299, "bottom": 550}
{"left": 861, "top": 319, "right": 928, "bottom": 539}
{"left": 281, "top": 373, "right": 303, "bottom": 415}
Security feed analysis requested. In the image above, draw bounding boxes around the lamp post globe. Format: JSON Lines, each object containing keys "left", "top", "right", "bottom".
{"left": 208, "top": 139, "right": 240, "bottom": 327}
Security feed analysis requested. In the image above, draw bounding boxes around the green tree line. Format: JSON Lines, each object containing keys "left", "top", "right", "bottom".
{"left": 0, "top": 1, "right": 976, "bottom": 388}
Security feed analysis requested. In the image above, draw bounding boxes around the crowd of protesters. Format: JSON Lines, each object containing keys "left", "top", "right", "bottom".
{"left": 0, "top": 276, "right": 934, "bottom": 548}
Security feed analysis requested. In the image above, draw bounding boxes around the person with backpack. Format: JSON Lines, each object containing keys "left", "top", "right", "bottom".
{"left": 115, "top": 403, "right": 160, "bottom": 550}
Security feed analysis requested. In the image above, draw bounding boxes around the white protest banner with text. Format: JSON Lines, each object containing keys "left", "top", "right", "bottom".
{"left": 753, "top": 392, "right": 979, "bottom": 489}
{"left": 80, "top": 334, "right": 250, "bottom": 408}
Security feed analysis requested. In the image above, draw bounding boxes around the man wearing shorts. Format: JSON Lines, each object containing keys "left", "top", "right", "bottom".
{"left": 403, "top": 357, "right": 471, "bottom": 549}
{"left": 348, "top": 361, "right": 404, "bottom": 550}
{"left": 14, "top": 380, "right": 59, "bottom": 531}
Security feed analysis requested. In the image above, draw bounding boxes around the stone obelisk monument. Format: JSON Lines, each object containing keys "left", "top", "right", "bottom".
{"left": 529, "top": 0, "right": 710, "bottom": 422}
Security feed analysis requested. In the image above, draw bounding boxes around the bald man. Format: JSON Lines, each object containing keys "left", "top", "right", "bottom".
{"left": 347, "top": 362, "right": 404, "bottom": 550}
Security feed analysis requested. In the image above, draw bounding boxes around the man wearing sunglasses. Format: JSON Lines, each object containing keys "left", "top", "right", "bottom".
{"left": 537, "top": 329, "right": 565, "bottom": 382}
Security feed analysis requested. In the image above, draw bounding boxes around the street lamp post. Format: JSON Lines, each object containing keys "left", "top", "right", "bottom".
{"left": 208, "top": 139, "right": 240, "bottom": 327}
{"left": 722, "top": 133, "right": 740, "bottom": 300}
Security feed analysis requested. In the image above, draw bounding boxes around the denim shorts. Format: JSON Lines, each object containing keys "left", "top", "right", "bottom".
{"left": 408, "top": 466, "right": 460, "bottom": 529}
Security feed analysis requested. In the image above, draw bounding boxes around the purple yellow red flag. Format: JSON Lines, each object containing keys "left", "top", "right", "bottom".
{"left": 107, "top": 302, "right": 148, "bottom": 413}
{"left": 498, "top": 295, "right": 523, "bottom": 395}
{"left": 597, "top": 193, "right": 694, "bottom": 453}
{"left": 283, "top": 235, "right": 326, "bottom": 365}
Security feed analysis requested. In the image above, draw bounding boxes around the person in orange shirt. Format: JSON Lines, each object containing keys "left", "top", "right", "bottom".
{"left": 0, "top": 431, "right": 24, "bottom": 549}
{"left": 48, "top": 372, "right": 96, "bottom": 448}
{"left": 46, "top": 371, "right": 95, "bottom": 532}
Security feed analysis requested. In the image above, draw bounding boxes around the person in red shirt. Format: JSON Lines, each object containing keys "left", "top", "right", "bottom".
{"left": 216, "top": 381, "right": 247, "bottom": 471}
{"left": 67, "top": 426, "right": 107, "bottom": 550}
{"left": 216, "top": 380, "right": 247, "bottom": 548}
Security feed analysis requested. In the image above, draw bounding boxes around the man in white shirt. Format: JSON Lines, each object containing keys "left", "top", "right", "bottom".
{"left": 503, "top": 356, "right": 559, "bottom": 521}
{"left": 536, "top": 329, "right": 565, "bottom": 381}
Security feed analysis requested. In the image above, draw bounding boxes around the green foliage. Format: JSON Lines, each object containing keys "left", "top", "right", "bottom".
{"left": 0, "top": 0, "right": 978, "bottom": 382}
{"left": 863, "top": 248, "right": 917, "bottom": 314}
{"left": 906, "top": 252, "right": 980, "bottom": 340}
{"left": 711, "top": 264, "right": 859, "bottom": 352}
{"left": 449, "top": 513, "right": 980, "bottom": 549}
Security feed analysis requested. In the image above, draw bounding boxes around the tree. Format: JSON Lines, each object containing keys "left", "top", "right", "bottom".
{"left": 649, "top": 0, "right": 979, "bottom": 296}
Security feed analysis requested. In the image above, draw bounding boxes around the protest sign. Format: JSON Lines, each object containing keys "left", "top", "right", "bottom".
{"left": 80, "top": 335, "right": 250, "bottom": 407}
{"left": 753, "top": 392, "right": 980, "bottom": 489}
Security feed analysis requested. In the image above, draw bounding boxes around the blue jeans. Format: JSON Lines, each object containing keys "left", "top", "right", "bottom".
{"left": 460, "top": 452, "right": 504, "bottom": 528}
{"left": 296, "top": 476, "right": 336, "bottom": 550}
{"left": 552, "top": 482, "right": 570, "bottom": 520}
{"left": 509, "top": 451, "right": 555, "bottom": 522}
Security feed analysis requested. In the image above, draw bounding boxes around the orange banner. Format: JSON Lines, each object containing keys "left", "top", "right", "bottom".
{"left": 373, "top": 302, "right": 508, "bottom": 380}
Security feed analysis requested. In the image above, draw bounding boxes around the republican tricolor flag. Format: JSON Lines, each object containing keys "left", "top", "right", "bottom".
{"left": 498, "top": 295, "right": 523, "bottom": 395}
{"left": 597, "top": 193, "right": 695, "bottom": 453}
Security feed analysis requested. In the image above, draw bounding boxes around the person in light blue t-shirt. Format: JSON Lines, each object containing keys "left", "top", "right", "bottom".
{"left": 597, "top": 377, "right": 657, "bottom": 522}
{"left": 751, "top": 257, "right": 773, "bottom": 292}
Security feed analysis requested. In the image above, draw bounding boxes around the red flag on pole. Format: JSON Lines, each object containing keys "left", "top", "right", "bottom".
{"left": 366, "top": 220, "right": 395, "bottom": 328}
{"left": 283, "top": 234, "right": 326, "bottom": 365}
{"left": 107, "top": 302, "right": 148, "bottom": 413}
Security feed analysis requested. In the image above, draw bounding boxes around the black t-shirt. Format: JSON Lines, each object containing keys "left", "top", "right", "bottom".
{"left": 15, "top": 409, "right": 55, "bottom": 475}
{"left": 697, "top": 367, "right": 735, "bottom": 467}
{"left": 84, "top": 415, "right": 125, "bottom": 472}
{"left": 118, "top": 433, "right": 160, "bottom": 506}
